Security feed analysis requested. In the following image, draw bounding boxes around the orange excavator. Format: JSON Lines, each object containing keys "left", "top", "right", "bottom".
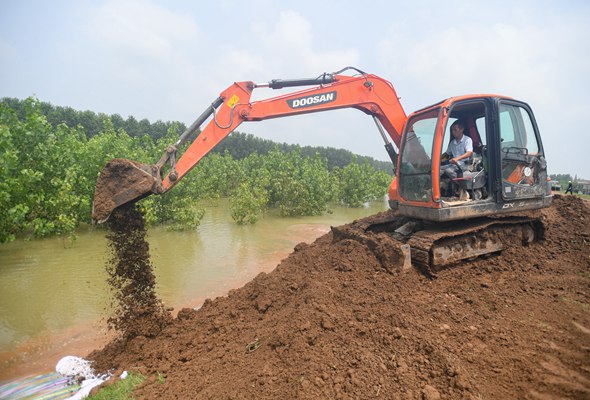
{"left": 92, "top": 67, "right": 552, "bottom": 272}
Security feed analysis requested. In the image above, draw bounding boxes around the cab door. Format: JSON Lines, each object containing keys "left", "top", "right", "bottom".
{"left": 497, "top": 101, "right": 548, "bottom": 200}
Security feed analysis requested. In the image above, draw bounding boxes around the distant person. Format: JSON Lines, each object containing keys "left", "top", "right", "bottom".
{"left": 565, "top": 181, "right": 574, "bottom": 194}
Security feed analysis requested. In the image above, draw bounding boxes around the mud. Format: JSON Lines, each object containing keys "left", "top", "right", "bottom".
{"left": 92, "top": 158, "right": 156, "bottom": 222}
{"left": 89, "top": 195, "right": 590, "bottom": 399}
{"left": 105, "top": 204, "right": 171, "bottom": 339}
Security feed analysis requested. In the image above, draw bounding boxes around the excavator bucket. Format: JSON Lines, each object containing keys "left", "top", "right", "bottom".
{"left": 92, "top": 158, "right": 162, "bottom": 223}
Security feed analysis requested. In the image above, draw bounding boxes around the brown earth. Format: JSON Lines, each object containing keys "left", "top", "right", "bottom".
{"left": 92, "top": 158, "right": 157, "bottom": 223}
{"left": 105, "top": 204, "right": 171, "bottom": 338}
{"left": 89, "top": 195, "right": 590, "bottom": 399}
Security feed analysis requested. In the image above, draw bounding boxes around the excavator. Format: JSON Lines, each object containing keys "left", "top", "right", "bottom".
{"left": 92, "top": 67, "right": 552, "bottom": 273}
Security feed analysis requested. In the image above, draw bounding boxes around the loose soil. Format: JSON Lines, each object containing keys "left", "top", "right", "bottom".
{"left": 92, "top": 158, "right": 155, "bottom": 222}
{"left": 105, "top": 204, "right": 171, "bottom": 338}
{"left": 89, "top": 195, "right": 590, "bottom": 399}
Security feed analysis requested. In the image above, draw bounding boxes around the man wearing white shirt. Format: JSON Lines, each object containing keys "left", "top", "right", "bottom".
{"left": 440, "top": 119, "right": 473, "bottom": 197}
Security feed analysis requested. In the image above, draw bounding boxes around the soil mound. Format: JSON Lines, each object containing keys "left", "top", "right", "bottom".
{"left": 105, "top": 204, "right": 171, "bottom": 339}
{"left": 89, "top": 195, "right": 590, "bottom": 399}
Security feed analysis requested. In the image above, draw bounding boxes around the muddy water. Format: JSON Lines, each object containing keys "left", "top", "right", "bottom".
{"left": 0, "top": 199, "right": 387, "bottom": 379}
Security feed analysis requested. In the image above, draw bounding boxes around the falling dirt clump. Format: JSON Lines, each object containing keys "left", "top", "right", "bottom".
{"left": 92, "top": 158, "right": 156, "bottom": 222}
{"left": 105, "top": 203, "right": 171, "bottom": 339}
{"left": 89, "top": 196, "right": 590, "bottom": 399}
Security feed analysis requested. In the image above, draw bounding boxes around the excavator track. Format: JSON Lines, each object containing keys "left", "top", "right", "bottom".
{"left": 331, "top": 211, "right": 544, "bottom": 276}
{"left": 406, "top": 216, "right": 544, "bottom": 274}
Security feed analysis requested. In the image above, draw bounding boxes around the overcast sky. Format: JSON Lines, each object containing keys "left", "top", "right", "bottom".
{"left": 1, "top": 0, "right": 589, "bottom": 178}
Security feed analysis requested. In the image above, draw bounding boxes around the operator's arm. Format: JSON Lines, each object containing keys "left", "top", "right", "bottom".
{"left": 451, "top": 150, "right": 473, "bottom": 163}
{"left": 441, "top": 140, "right": 455, "bottom": 163}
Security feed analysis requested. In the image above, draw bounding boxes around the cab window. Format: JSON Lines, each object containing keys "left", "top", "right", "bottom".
{"left": 499, "top": 103, "right": 542, "bottom": 189}
{"left": 499, "top": 104, "right": 539, "bottom": 154}
{"left": 399, "top": 109, "right": 438, "bottom": 202}
{"left": 442, "top": 102, "right": 487, "bottom": 152}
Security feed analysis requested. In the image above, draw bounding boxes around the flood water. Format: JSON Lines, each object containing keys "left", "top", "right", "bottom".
{"left": 0, "top": 199, "right": 387, "bottom": 380}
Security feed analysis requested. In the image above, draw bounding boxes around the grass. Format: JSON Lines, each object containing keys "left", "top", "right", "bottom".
{"left": 87, "top": 372, "right": 146, "bottom": 400}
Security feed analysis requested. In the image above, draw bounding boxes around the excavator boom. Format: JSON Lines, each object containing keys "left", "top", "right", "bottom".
{"left": 92, "top": 68, "right": 406, "bottom": 222}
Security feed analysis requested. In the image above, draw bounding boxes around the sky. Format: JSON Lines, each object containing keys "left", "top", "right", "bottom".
{"left": 1, "top": 0, "right": 589, "bottom": 178}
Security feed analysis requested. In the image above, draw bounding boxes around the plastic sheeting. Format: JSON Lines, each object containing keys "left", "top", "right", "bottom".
{"left": 0, "top": 356, "right": 113, "bottom": 400}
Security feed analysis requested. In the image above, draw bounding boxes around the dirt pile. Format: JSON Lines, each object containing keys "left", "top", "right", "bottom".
{"left": 105, "top": 204, "right": 171, "bottom": 338}
{"left": 89, "top": 195, "right": 590, "bottom": 399}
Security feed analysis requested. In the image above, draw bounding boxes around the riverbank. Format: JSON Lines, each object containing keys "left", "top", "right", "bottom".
{"left": 0, "top": 201, "right": 387, "bottom": 382}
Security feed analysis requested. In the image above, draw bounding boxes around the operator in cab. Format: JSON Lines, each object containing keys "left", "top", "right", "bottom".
{"left": 440, "top": 119, "right": 473, "bottom": 198}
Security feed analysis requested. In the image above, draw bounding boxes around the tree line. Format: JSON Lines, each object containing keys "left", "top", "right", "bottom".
{"left": 1, "top": 97, "right": 393, "bottom": 173}
{"left": 0, "top": 97, "right": 181, "bottom": 141}
{"left": 0, "top": 97, "right": 392, "bottom": 243}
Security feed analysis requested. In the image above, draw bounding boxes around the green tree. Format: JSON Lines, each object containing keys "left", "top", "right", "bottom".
{"left": 0, "top": 97, "right": 392, "bottom": 242}
{"left": 337, "top": 157, "right": 390, "bottom": 207}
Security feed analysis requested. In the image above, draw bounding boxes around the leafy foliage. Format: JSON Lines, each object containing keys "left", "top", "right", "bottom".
{"left": 1, "top": 97, "right": 394, "bottom": 172}
{"left": 0, "top": 98, "right": 391, "bottom": 242}
{"left": 335, "top": 157, "right": 392, "bottom": 207}
{"left": 215, "top": 132, "right": 394, "bottom": 173}
{"left": 1, "top": 97, "right": 183, "bottom": 140}
{"left": 230, "top": 183, "right": 269, "bottom": 225}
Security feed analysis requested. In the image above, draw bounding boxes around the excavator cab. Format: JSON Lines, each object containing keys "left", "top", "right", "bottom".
{"left": 391, "top": 96, "right": 552, "bottom": 221}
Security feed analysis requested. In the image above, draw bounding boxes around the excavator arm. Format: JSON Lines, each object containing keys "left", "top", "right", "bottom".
{"left": 92, "top": 68, "right": 407, "bottom": 223}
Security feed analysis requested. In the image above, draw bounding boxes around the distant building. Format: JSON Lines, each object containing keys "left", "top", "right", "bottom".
{"left": 578, "top": 179, "right": 590, "bottom": 194}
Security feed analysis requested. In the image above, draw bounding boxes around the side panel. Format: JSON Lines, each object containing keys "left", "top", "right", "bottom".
{"left": 395, "top": 196, "right": 552, "bottom": 221}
